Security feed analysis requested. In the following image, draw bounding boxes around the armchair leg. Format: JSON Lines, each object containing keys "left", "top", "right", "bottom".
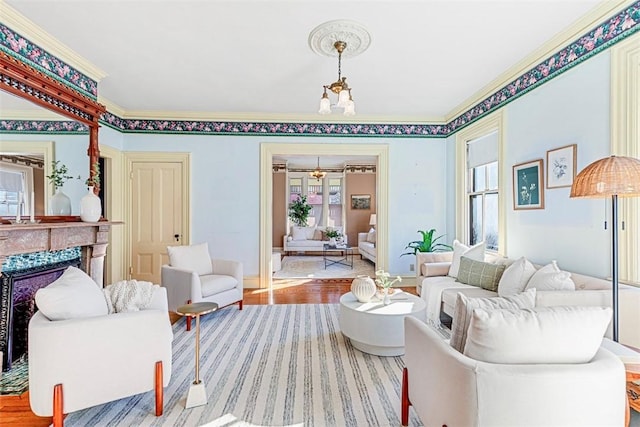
{"left": 401, "top": 367, "right": 411, "bottom": 426}
{"left": 186, "top": 299, "right": 192, "bottom": 331}
{"left": 53, "top": 383, "right": 64, "bottom": 427}
{"left": 155, "top": 361, "right": 163, "bottom": 416}
{"left": 238, "top": 300, "right": 243, "bottom": 310}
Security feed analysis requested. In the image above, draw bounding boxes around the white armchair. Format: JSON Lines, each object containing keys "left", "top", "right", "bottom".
{"left": 161, "top": 243, "right": 243, "bottom": 329}
{"left": 402, "top": 316, "right": 626, "bottom": 426}
{"left": 29, "top": 268, "right": 173, "bottom": 426}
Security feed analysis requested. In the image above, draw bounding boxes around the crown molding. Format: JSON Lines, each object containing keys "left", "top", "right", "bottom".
{"left": 0, "top": 0, "right": 107, "bottom": 82}
{"left": 0, "top": 109, "right": 68, "bottom": 120}
{"left": 446, "top": 0, "right": 632, "bottom": 122}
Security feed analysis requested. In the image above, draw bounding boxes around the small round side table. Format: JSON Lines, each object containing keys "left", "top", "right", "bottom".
{"left": 176, "top": 302, "right": 218, "bottom": 409}
{"left": 625, "top": 363, "right": 640, "bottom": 427}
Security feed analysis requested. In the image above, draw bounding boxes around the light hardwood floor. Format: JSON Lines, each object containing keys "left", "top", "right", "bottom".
{"left": 0, "top": 280, "right": 418, "bottom": 426}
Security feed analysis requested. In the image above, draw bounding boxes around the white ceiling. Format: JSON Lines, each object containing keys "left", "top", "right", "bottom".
{"left": 1, "top": 0, "right": 605, "bottom": 122}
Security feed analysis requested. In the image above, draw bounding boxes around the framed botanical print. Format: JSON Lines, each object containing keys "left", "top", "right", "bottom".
{"left": 513, "top": 159, "right": 544, "bottom": 210}
{"left": 546, "top": 144, "right": 577, "bottom": 189}
{"left": 351, "top": 194, "right": 371, "bottom": 210}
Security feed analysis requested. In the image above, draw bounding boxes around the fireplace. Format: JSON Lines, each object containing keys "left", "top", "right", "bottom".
{"left": 0, "top": 257, "right": 81, "bottom": 371}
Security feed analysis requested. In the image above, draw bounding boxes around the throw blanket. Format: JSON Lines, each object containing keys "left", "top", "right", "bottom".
{"left": 424, "top": 280, "right": 473, "bottom": 327}
{"left": 103, "top": 280, "right": 158, "bottom": 314}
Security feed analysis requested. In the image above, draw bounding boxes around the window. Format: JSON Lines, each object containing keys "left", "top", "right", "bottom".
{"left": 307, "top": 180, "right": 323, "bottom": 226}
{"left": 466, "top": 131, "right": 499, "bottom": 251}
{"left": 328, "top": 178, "right": 342, "bottom": 227}
{"left": 287, "top": 174, "right": 344, "bottom": 229}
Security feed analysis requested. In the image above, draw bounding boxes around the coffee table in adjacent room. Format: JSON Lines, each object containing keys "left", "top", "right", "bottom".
{"left": 339, "top": 291, "right": 426, "bottom": 356}
{"left": 323, "top": 244, "right": 354, "bottom": 269}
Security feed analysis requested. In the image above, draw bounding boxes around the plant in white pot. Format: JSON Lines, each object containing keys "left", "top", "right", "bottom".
{"left": 325, "top": 227, "right": 342, "bottom": 246}
{"left": 46, "top": 160, "right": 78, "bottom": 215}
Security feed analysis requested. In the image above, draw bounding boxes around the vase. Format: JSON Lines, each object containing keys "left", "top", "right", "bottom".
{"left": 351, "top": 275, "right": 376, "bottom": 303}
{"left": 382, "top": 287, "right": 391, "bottom": 305}
{"left": 80, "top": 186, "right": 101, "bottom": 222}
{"left": 50, "top": 189, "right": 71, "bottom": 215}
{"left": 329, "top": 237, "right": 337, "bottom": 246}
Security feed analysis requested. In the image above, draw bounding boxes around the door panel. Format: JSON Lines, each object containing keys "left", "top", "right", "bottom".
{"left": 131, "top": 161, "right": 183, "bottom": 283}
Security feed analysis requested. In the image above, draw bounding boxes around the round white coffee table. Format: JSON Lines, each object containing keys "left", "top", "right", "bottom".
{"left": 339, "top": 291, "right": 426, "bottom": 356}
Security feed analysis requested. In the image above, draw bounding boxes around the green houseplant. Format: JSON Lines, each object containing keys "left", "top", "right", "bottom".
{"left": 46, "top": 160, "right": 78, "bottom": 215}
{"left": 46, "top": 160, "right": 77, "bottom": 190}
{"left": 288, "top": 194, "right": 313, "bottom": 227}
{"left": 401, "top": 229, "right": 452, "bottom": 256}
{"left": 325, "top": 228, "right": 341, "bottom": 239}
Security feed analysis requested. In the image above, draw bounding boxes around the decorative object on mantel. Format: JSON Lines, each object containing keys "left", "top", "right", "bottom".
{"left": 80, "top": 186, "right": 101, "bottom": 222}
{"left": 46, "top": 160, "right": 78, "bottom": 215}
{"left": 350, "top": 275, "right": 376, "bottom": 303}
{"left": 374, "top": 269, "right": 402, "bottom": 305}
{"left": 309, "top": 20, "right": 370, "bottom": 116}
{"left": 570, "top": 155, "right": 640, "bottom": 342}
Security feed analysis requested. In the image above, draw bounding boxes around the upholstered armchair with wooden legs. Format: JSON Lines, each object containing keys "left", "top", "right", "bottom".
{"left": 28, "top": 267, "right": 173, "bottom": 426}
{"left": 162, "top": 243, "right": 243, "bottom": 330}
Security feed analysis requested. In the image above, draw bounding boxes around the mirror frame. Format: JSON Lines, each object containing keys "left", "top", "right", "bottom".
{"left": 0, "top": 51, "right": 106, "bottom": 192}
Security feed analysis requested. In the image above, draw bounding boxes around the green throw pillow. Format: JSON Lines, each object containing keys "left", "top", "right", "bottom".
{"left": 455, "top": 256, "right": 506, "bottom": 291}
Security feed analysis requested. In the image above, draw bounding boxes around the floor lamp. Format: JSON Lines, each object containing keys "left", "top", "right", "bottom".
{"left": 570, "top": 155, "right": 640, "bottom": 342}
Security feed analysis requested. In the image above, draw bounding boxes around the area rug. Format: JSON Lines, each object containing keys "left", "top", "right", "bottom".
{"left": 273, "top": 256, "right": 375, "bottom": 279}
{"left": 0, "top": 355, "right": 29, "bottom": 395}
{"left": 65, "top": 304, "right": 422, "bottom": 426}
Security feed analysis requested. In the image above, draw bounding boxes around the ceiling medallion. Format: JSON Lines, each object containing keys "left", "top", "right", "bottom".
{"left": 308, "top": 20, "right": 371, "bottom": 58}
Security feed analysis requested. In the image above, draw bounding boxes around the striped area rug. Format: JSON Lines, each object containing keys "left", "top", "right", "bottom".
{"left": 65, "top": 304, "right": 423, "bottom": 426}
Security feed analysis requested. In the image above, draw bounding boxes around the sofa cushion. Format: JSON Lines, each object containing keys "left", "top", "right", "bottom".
{"left": 525, "top": 261, "right": 575, "bottom": 291}
{"left": 201, "top": 274, "right": 239, "bottom": 297}
{"left": 35, "top": 266, "right": 108, "bottom": 321}
{"left": 292, "top": 226, "right": 314, "bottom": 241}
{"left": 441, "top": 285, "right": 496, "bottom": 314}
{"left": 463, "top": 306, "right": 612, "bottom": 364}
{"left": 448, "top": 240, "right": 485, "bottom": 278}
{"left": 450, "top": 288, "right": 536, "bottom": 353}
{"left": 456, "top": 256, "right": 506, "bottom": 292}
{"left": 168, "top": 242, "right": 213, "bottom": 276}
{"left": 366, "top": 230, "right": 376, "bottom": 244}
{"left": 498, "top": 256, "right": 537, "bottom": 297}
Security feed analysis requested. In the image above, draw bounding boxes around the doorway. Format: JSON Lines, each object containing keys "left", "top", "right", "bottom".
{"left": 259, "top": 143, "right": 389, "bottom": 289}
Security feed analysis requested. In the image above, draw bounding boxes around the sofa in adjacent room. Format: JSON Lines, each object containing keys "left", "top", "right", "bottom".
{"left": 283, "top": 226, "right": 347, "bottom": 254}
{"left": 358, "top": 231, "right": 376, "bottom": 264}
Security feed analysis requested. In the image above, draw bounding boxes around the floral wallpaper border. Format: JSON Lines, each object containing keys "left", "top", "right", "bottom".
{"left": 0, "top": 120, "right": 89, "bottom": 133}
{"left": 0, "top": 23, "right": 98, "bottom": 99}
{"left": 1, "top": 2, "right": 639, "bottom": 137}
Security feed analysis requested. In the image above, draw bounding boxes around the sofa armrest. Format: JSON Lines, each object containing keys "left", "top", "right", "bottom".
{"left": 422, "top": 261, "right": 451, "bottom": 278}
{"left": 29, "top": 309, "right": 173, "bottom": 415}
{"left": 358, "top": 232, "right": 367, "bottom": 244}
{"left": 212, "top": 259, "right": 243, "bottom": 291}
{"left": 161, "top": 265, "right": 202, "bottom": 311}
{"left": 147, "top": 285, "right": 169, "bottom": 312}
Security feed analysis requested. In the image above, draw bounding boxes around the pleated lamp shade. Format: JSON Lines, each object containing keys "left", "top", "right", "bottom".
{"left": 570, "top": 155, "right": 640, "bottom": 198}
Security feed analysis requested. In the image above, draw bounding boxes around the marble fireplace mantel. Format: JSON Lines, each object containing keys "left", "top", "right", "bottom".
{"left": 0, "top": 219, "right": 121, "bottom": 286}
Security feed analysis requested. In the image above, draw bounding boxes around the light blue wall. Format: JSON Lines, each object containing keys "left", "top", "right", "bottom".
{"left": 120, "top": 134, "right": 448, "bottom": 276}
{"left": 503, "top": 51, "right": 611, "bottom": 277}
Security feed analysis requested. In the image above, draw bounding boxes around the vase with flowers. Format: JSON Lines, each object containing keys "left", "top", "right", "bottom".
{"left": 374, "top": 269, "right": 402, "bottom": 305}
{"left": 325, "top": 227, "right": 342, "bottom": 246}
{"left": 80, "top": 161, "right": 102, "bottom": 222}
{"left": 46, "top": 160, "right": 78, "bottom": 215}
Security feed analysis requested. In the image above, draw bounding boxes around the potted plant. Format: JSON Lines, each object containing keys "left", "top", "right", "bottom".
{"left": 325, "top": 227, "right": 342, "bottom": 246}
{"left": 45, "top": 160, "right": 78, "bottom": 215}
{"left": 288, "top": 194, "right": 312, "bottom": 227}
{"left": 401, "top": 229, "right": 452, "bottom": 256}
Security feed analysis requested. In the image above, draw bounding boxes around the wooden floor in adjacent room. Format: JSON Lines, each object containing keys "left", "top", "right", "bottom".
{"left": 0, "top": 280, "right": 418, "bottom": 427}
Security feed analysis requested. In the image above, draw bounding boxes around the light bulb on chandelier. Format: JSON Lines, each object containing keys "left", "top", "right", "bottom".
{"left": 318, "top": 41, "right": 356, "bottom": 116}
{"left": 309, "top": 157, "right": 327, "bottom": 181}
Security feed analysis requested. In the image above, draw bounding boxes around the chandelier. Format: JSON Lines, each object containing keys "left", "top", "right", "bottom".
{"left": 309, "top": 157, "right": 327, "bottom": 181}
{"left": 309, "top": 20, "right": 371, "bottom": 117}
{"left": 318, "top": 41, "right": 355, "bottom": 116}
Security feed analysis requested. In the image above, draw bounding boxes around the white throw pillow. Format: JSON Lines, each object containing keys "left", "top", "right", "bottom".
{"left": 35, "top": 266, "right": 108, "bottom": 321}
{"left": 305, "top": 226, "right": 317, "bottom": 240}
{"left": 449, "top": 288, "right": 536, "bottom": 353}
{"left": 497, "top": 256, "right": 537, "bottom": 297}
{"left": 463, "top": 306, "right": 612, "bottom": 364}
{"left": 525, "top": 260, "right": 575, "bottom": 291}
{"left": 366, "top": 230, "right": 376, "bottom": 243}
{"left": 448, "top": 240, "right": 485, "bottom": 278}
{"left": 167, "top": 242, "right": 213, "bottom": 275}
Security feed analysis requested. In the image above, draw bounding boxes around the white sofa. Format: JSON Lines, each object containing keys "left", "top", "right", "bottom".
{"left": 416, "top": 251, "right": 640, "bottom": 348}
{"left": 357, "top": 232, "right": 376, "bottom": 263}
{"left": 284, "top": 226, "right": 347, "bottom": 254}
{"left": 402, "top": 316, "right": 626, "bottom": 427}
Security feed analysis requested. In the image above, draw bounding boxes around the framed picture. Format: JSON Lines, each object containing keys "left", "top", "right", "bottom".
{"left": 512, "top": 159, "right": 544, "bottom": 210}
{"left": 546, "top": 144, "right": 577, "bottom": 189}
{"left": 351, "top": 194, "right": 371, "bottom": 210}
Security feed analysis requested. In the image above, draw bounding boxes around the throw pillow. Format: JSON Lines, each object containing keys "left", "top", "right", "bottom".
{"left": 167, "top": 242, "right": 213, "bottom": 276}
{"left": 312, "top": 229, "right": 323, "bottom": 241}
{"left": 291, "top": 226, "right": 308, "bottom": 241}
{"left": 456, "top": 256, "right": 506, "bottom": 291}
{"left": 448, "top": 240, "right": 485, "bottom": 278}
{"left": 525, "top": 260, "right": 575, "bottom": 291}
{"left": 304, "top": 226, "right": 317, "bottom": 240}
{"left": 463, "top": 306, "right": 612, "bottom": 364}
{"left": 35, "top": 266, "right": 109, "bottom": 321}
{"left": 449, "top": 288, "right": 536, "bottom": 353}
{"left": 497, "top": 256, "right": 537, "bottom": 297}
{"left": 366, "top": 230, "right": 376, "bottom": 243}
